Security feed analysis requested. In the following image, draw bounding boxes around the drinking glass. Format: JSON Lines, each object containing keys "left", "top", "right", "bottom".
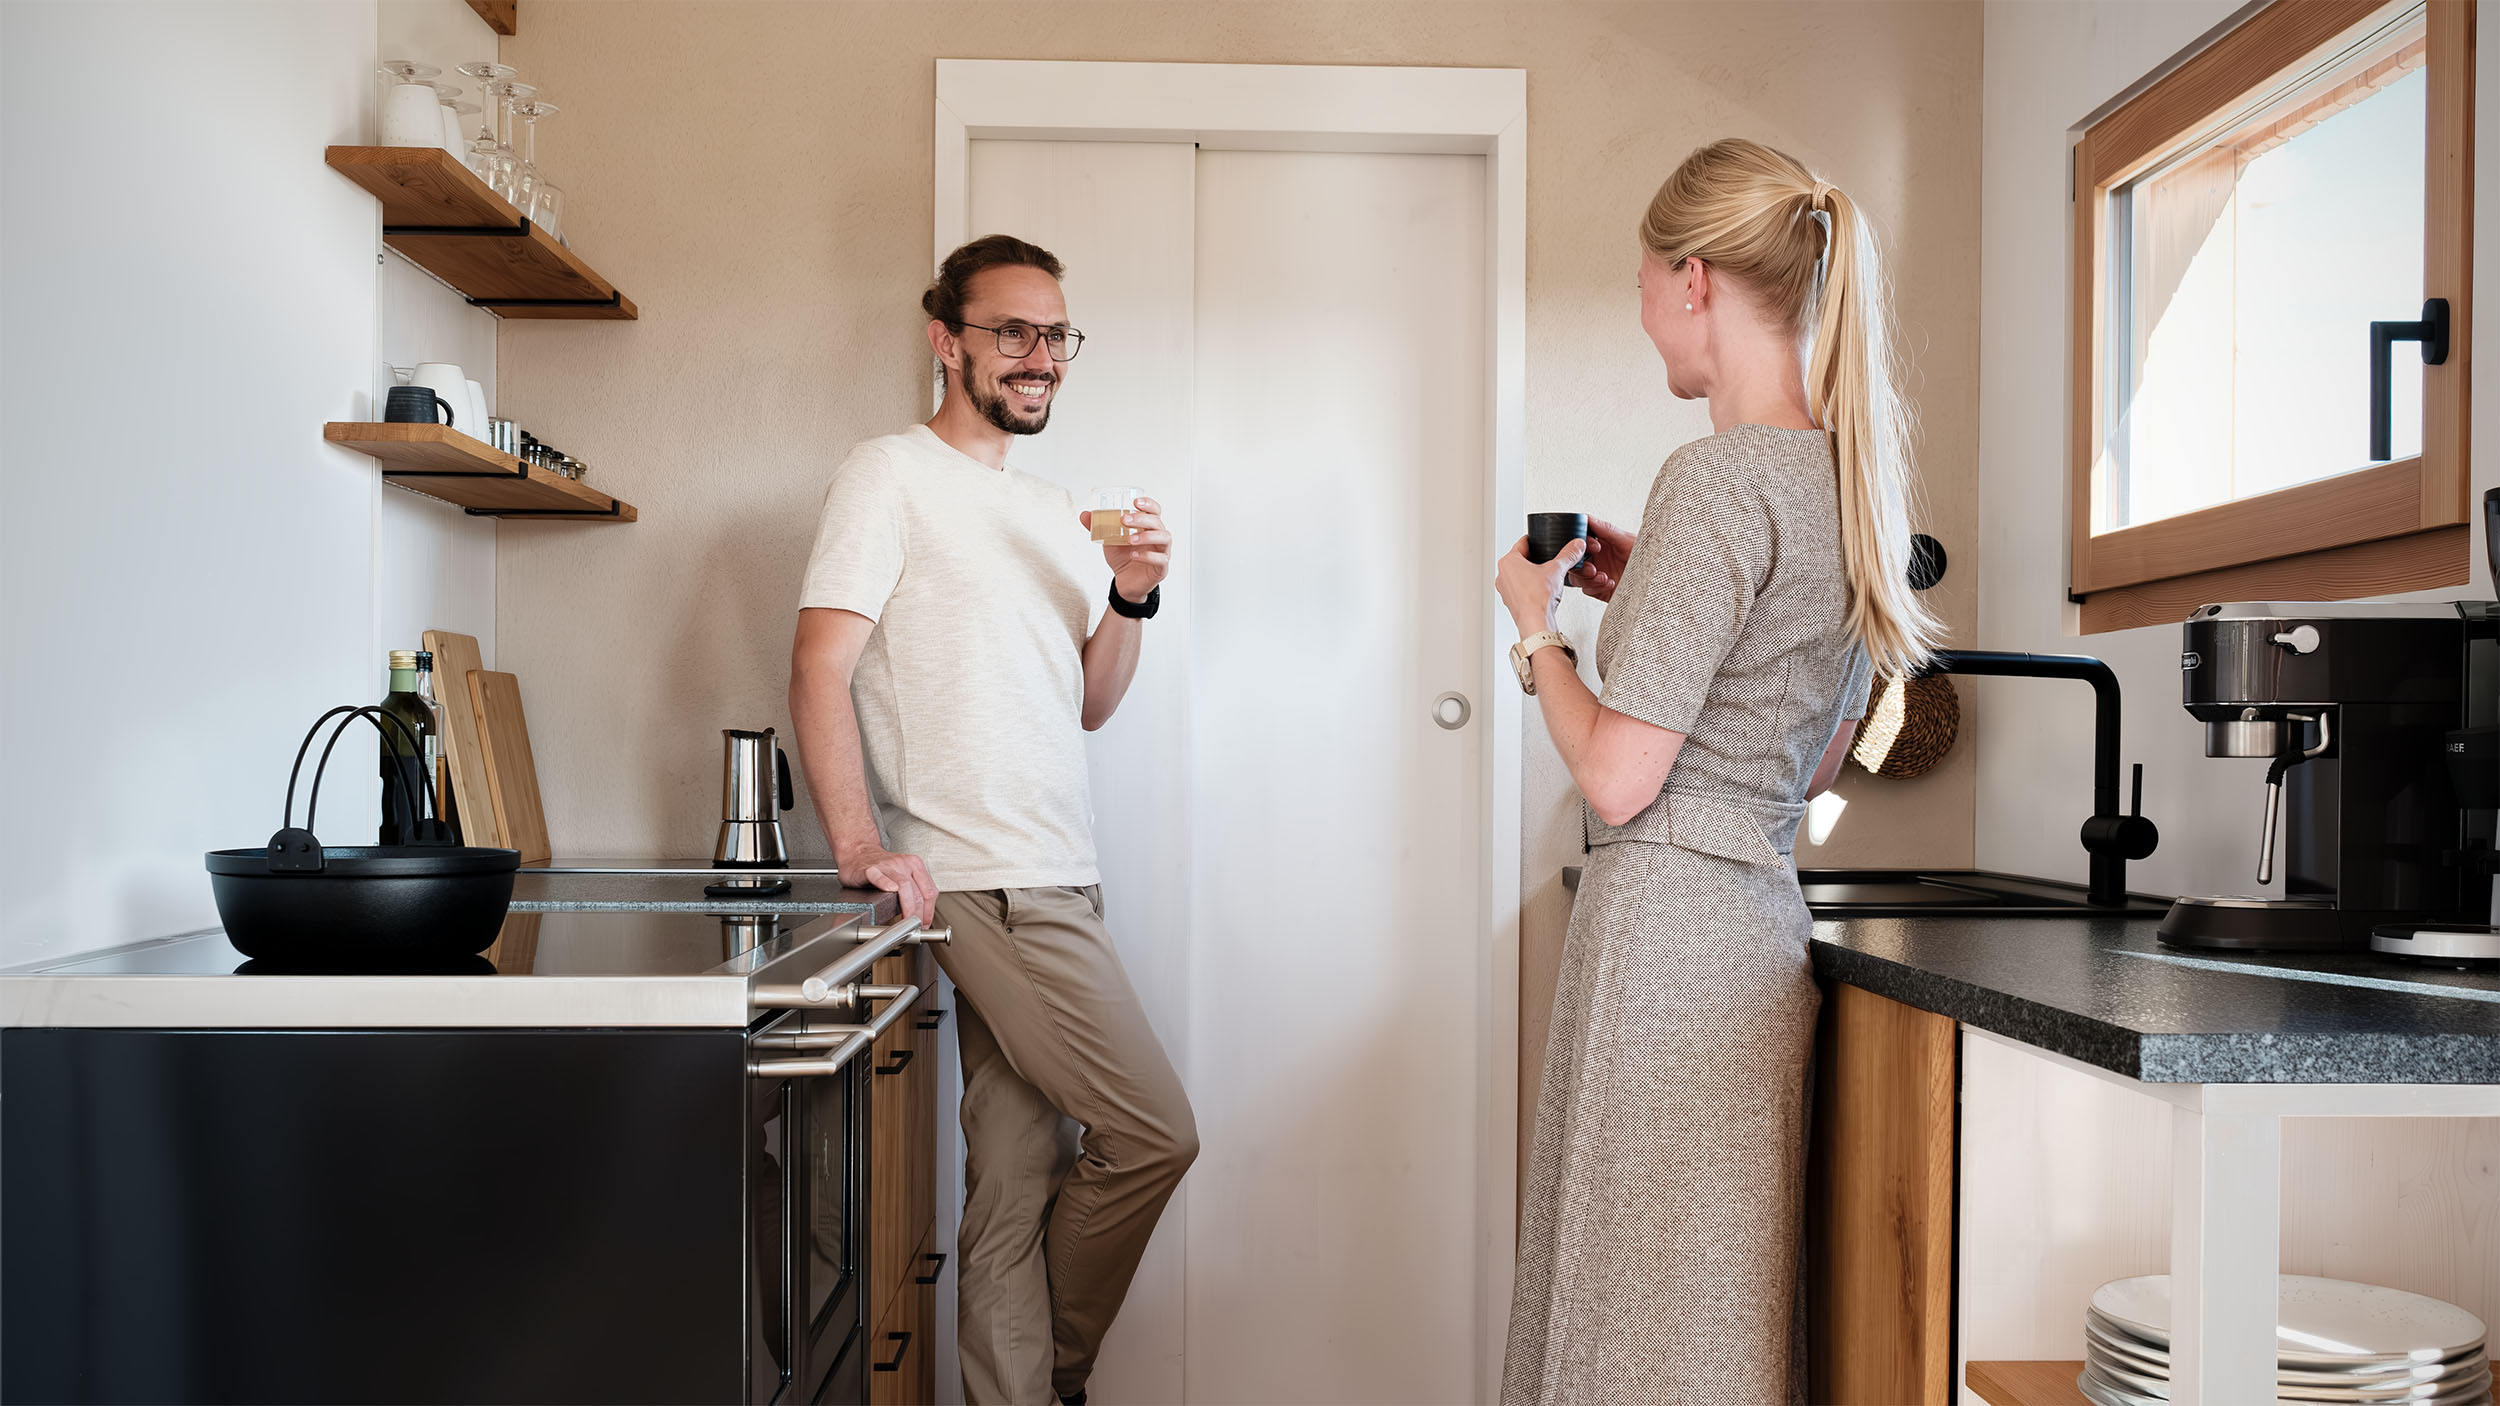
{"left": 455, "top": 62, "right": 515, "bottom": 181}
{"left": 1091, "top": 486, "right": 1142, "bottom": 544}
{"left": 528, "top": 181, "right": 565, "bottom": 243}
{"left": 488, "top": 81, "right": 538, "bottom": 204}
{"left": 510, "top": 97, "right": 557, "bottom": 216}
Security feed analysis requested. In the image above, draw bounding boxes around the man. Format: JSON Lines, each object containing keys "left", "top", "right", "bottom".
{"left": 788, "top": 234, "right": 1196, "bottom": 1406}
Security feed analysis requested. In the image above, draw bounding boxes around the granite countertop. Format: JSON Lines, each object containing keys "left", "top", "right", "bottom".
{"left": 1811, "top": 915, "right": 2500, "bottom": 1085}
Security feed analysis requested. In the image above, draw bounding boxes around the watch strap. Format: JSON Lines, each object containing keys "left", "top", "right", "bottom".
{"left": 1107, "top": 580, "right": 1161, "bottom": 620}
{"left": 1511, "top": 631, "right": 1576, "bottom": 695}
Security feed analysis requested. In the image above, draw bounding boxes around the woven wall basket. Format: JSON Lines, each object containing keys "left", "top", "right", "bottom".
{"left": 1850, "top": 673, "right": 1960, "bottom": 779}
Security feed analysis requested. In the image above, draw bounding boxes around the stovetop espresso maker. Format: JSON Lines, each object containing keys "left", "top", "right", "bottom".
{"left": 708, "top": 727, "right": 795, "bottom": 898}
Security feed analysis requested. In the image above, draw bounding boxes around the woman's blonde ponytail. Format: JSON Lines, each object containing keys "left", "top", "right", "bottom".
{"left": 1642, "top": 140, "right": 1940, "bottom": 677}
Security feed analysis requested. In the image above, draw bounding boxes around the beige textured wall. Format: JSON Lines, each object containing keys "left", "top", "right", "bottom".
{"left": 495, "top": 0, "right": 1982, "bottom": 958}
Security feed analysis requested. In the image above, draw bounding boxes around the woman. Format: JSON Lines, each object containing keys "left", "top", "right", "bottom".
{"left": 1495, "top": 138, "right": 1938, "bottom": 1403}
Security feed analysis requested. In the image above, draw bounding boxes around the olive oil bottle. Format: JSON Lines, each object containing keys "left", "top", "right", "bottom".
{"left": 378, "top": 649, "right": 440, "bottom": 844}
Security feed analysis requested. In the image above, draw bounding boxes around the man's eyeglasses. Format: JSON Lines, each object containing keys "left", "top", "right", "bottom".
{"left": 959, "top": 320, "right": 1086, "bottom": 362}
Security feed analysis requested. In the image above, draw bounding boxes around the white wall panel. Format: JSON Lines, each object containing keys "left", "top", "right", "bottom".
{"left": 0, "top": 0, "right": 498, "bottom": 966}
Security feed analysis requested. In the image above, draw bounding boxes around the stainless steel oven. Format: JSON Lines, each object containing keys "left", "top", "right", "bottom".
{"left": 744, "top": 918, "right": 929, "bottom": 1404}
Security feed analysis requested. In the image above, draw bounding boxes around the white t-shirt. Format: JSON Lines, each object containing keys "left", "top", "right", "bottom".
{"left": 798, "top": 425, "right": 1106, "bottom": 891}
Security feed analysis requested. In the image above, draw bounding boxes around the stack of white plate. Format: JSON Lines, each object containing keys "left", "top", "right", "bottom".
{"left": 2082, "top": 1275, "right": 2492, "bottom": 1406}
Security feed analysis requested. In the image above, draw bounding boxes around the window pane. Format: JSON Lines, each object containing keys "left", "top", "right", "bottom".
{"left": 2101, "top": 23, "right": 2424, "bottom": 533}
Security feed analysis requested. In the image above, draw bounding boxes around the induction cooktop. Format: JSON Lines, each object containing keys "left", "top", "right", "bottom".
{"left": 26, "top": 909, "right": 844, "bottom": 979}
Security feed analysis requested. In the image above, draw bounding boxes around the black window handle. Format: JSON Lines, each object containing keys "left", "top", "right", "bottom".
{"left": 2370, "top": 298, "right": 2449, "bottom": 461}
{"left": 876, "top": 1047, "right": 915, "bottom": 1076}
{"left": 916, "top": 1250, "right": 949, "bottom": 1285}
{"left": 916, "top": 1007, "right": 950, "bottom": 1031}
{"left": 874, "top": 1331, "right": 911, "bottom": 1371}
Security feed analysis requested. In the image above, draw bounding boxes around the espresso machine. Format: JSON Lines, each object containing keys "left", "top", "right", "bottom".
{"left": 2162, "top": 601, "right": 2469, "bottom": 952}
{"left": 2372, "top": 488, "right": 2500, "bottom": 964}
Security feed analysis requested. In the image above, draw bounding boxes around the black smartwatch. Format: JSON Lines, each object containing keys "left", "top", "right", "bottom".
{"left": 1108, "top": 580, "right": 1161, "bottom": 620}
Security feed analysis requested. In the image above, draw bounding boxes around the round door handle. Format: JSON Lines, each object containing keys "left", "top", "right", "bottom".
{"left": 1431, "top": 691, "right": 1471, "bottom": 730}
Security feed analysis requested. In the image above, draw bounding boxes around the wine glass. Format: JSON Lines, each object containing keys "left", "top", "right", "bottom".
{"left": 455, "top": 62, "right": 515, "bottom": 181}
{"left": 489, "top": 81, "right": 538, "bottom": 204}
{"left": 510, "top": 97, "right": 557, "bottom": 216}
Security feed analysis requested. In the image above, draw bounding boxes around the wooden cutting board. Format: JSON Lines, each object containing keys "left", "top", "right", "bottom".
{"left": 467, "top": 669, "right": 551, "bottom": 865}
{"left": 422, "top": 629, "right": 499, "bottom": 848}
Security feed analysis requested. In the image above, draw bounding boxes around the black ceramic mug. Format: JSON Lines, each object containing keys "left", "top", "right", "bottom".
{"left": 1527, "top": 512, "right": 1589, "bottom": 565}
{"left": 384, "top": 384, "right": 456, "bottom": 426}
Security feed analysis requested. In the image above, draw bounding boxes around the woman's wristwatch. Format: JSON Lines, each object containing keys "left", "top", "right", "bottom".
{"left": 1509, "top": 631, "right": 1576, "bottom": 695}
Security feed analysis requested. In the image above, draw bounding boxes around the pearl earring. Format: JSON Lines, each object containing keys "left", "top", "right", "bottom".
{"left": 1684, "top": 302, "right": 1694, "bottom": 312}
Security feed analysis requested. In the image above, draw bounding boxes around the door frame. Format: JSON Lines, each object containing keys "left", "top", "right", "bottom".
{"left": 935, "top": 59, "right": 1527, "bottom": 1392}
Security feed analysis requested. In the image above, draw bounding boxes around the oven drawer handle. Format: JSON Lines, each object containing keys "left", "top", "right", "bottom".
{"left": 874, "top": 1331, "right": 911, "bottom": 1372}
{"left": 875, "top": 1047, "right": 914, "bottom": 1076}
{"left": 916, "top": 1251, "right": 949, "bottom": 1285}
{"left": 751, "top": 917, "right": 945, "bottom": 1011}
{"left": 745, "top": 983, "right": 921, "bottom": 1077}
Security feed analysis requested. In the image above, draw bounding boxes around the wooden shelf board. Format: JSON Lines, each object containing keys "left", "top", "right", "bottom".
{"left": 324, "top": 146, "right": 634, "bottom": 320}
{"left": 1967, "top": 1361, "right": 2090, "bottom": 1406}
{"left": 465, "top": 0, "right": 516, "bottom": 35}
{"left": 325, "top": 423, "right": 637, "bottom": 521}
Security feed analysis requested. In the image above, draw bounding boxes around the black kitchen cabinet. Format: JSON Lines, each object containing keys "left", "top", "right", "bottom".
{"left": 1, "top": 1024, "right": 865, "bottom": 1405}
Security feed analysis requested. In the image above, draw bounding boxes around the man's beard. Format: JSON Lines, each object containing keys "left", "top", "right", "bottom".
{"left": 967, "top": 364, "right": 1054, "bottom": 435}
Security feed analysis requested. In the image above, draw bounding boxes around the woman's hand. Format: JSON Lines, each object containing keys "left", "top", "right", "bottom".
{"left": 1567, "top": 516, "right": 1635, "bottom": 603}
{"left": 1496, "top": 536, "right": 1585, "bottom": 636}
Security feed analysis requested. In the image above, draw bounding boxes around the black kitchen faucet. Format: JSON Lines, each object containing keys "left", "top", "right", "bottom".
{"left": 1919, "top": 650, "right": 2160, "bottom": 906}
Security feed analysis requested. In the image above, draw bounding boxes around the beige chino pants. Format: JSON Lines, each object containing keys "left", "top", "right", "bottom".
{"left": 931, "top": 885, "right": 1197, "bottom": 1406}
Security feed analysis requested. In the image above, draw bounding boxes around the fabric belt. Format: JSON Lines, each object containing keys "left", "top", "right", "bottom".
{"left": 1583, "top": 789, "right": 1809, "bottom": 866}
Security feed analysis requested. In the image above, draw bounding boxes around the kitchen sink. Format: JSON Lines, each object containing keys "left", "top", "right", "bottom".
{"left": 1795, "top": 869, "right": 2170, "bottom": 919}
{"left": 1558, "top": 866, "right": 2169, "bottom": 919}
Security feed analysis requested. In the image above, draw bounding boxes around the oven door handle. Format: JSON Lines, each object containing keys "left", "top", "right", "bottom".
{"left": 745, "top": 983, "right": 920, "bottom": 1078}
{"left": 750, "top": 916, "right": 950, "bottom": 1011}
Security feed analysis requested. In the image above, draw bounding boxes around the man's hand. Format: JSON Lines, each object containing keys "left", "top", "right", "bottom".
{"left": 1081, "top": 495, "right": 1173, "bottom": 603}
{"left": 1569, "top": 515, "right": 1636, "bottom": 603}
{"left": 841, "top": 844, "right": 939, "bottom": 926}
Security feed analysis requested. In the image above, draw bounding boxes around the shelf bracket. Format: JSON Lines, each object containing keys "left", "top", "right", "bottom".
{"left": 384, "top": 219, "right": 533, "bottom": 239}
{"left": 467, "top": 500, "right": 625, "bottom": 519}
{"left": 381, "top": 462, "right": 529, "bottom": 482}
{"left": 465, "top": 291, "right": 627, "bottom": 312}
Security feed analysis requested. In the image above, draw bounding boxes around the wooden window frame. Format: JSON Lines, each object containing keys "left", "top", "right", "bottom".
{"left": 2069, "top": 0, "right": 2476, "bottom": 634}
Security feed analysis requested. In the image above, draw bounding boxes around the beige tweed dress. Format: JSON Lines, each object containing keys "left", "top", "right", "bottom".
{"left": 1505, "top": 425, "right": 1873, "bottom": 1405}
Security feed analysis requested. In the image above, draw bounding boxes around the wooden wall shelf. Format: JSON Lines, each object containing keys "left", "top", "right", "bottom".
{"left": 1967, "top": 1361, "right": 2090, "bottom": 1406}
{"left": 324, "top": 146, "right": 636, "bottom": 320}
{"left": 326, "top": 423, "right": 638, "bottom": 521}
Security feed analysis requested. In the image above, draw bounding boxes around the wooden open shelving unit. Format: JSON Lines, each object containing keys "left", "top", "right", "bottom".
{"left": 1967, "top": 1361, "right": 2091, "bottom": 1406}
{"left": 324, "top": 146, "right": 636, "bottom": 320}
{"left": 325, "top": 423, "right": 637, "bottom": 521}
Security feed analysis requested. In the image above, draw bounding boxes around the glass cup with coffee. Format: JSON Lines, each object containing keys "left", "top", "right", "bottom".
{"left": 1091, "top": 486, "right": 1143, "bottom": 545}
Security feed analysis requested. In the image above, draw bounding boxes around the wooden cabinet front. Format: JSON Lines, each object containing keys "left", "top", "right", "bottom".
{"left": 866, "top": 944, "right": 939, "bottom": 1369}
{"left": 1807, "top": 982, "right": 1958, "bottom": 1405}
{"left": 868, "top": 1223, "right": 939, "bottom": 1406}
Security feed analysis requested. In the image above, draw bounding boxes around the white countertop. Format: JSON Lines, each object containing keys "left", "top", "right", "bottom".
{"left": 1, "top": 907, "right": 877, "bottom": 1030}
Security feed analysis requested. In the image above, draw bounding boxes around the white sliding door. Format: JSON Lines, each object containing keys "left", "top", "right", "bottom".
{"left": 963, "top": 137, "right": 1492, "bottom": 1405}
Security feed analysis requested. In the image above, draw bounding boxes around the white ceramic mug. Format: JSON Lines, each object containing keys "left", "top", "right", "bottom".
{"left": 380, "top": 82, "right": 443, "bottom": 148}
{"left": 410, "top": 364, "right": 467, "bottom": 428}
